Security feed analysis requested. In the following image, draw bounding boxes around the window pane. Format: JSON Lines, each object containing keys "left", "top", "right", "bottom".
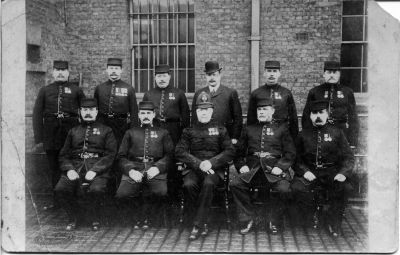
{"left": 159, "top": 46, "right": 168, "bottom": 64}
{"left": 140, "top": 70, "right": 149, "bottom": 92}
{"left": 140, "top": 0, "right": 149, "bottom": 12}
{"left": 150, "top": 0, "right": 159, "bottom": 12}
{"left": 188, "top": 13, "right": 194, "bottom": 43}
{"left": 341, "top": 44, "right": 362, "bottom": 67}
{"left": 140, "top": 16, "right": 150, "bottom": 43}
{"left": 159, "top": 0, "right": 168, "bottom": 12}
{"left": 343, "top": 0, "right": 364, "bottom": 15}
{"left": 178, "top": 14, "right": 187, "bottom": 43}
{"left": 132, "top": 0, "right": 140, "bottom": 12}
{"left": 169, "top": 70, "right": 176, "bottom": 88}
{"left": 178, "top": 46, "right": 187, "bottom": 67}
{"left": 188, "top": 69, "right": 195, "bottom": 92}
{"left": 140, "top": 47, "right": 149, "bottom": 68}
{"left": 188, "top": 46, "right": 195, "bottom": 68}
{"left": 133, "top": 16, "right": 140, "bottom": 44}
{"left": 178, "top": 0, "right": 187, "bottom": 12}
{"left": 361, "top": 69, "right": 367, "bottom": 92}
{"left": 169, "top": 46, "right": 176, "bottom": 67}
{"left": 159, "top": 17, "right": 168, "bottom": 43}
{"left": 133, "top": 47, "right": 139, "bottom": 68}
{"left": 342, "top": 17, "right": 364, "bottom": 41}
{"left": 134, "top": 70, "right": 139, "bottom": 89}
{"left": 362, "top": 44, "right": 367, "bottom": 67}
{"left": 169, "top": 18, "right": 175, "bottom": 43}
{"left": 178, "top": 70, "right": 187, "bottom": 91}
{"left": 188, "top": 0, "right": 194, "bottom": 12}
{"left": 340, "top": 69, "right": 361, "bottom": 92}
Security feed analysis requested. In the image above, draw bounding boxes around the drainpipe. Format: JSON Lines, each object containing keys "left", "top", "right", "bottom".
{"left": 249, "top": 0, "right": 261, "bottom": 92}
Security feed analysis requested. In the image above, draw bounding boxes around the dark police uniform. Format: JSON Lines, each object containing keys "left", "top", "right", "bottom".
{"left": 33, "top": 61, "right": 85, "bottom": 202}
{"left": 247, "top": 61, "right": 298, "bottom": 140}
{"left": 115, "top": 101, "right": 174, "bottom": 226}
{"left": 301, "top": 61, "right": 359, "bottom": 147}
{"left": 191, "top": 61, "right": 242, "bottom": 141}
{"left": 143, "top": 64, "right": 191, "bottom": 201}
{"left": 231, "top": 99, "right": 296, "bottom": 233}
{"left": 55, "top": 98, "right": 117, "bottom": 229}
{"left": 292, "top": 100, "right": 354, "bottom": 235}
{"left": 94, "top": 58, "right": 139, "bottom": 144}
{"left": 176, "top": 92, "right": 235, "bottom": 236}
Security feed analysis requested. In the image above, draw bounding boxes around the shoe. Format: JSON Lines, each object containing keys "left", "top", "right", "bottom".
{"left": 200, "top": 224, "right": 209, "bottom": 237}
{"left": 269, "top": 222, "right": 280, "bottom": 235}
{"left": 92, "top": 222, "right": 100, "bottom": 231}
{"left": 66, "top": 221, "right": 77, "bottom": 231}
{"left": 189, "top": 225, "right": 201, "bottom": 241}
{"left": 239, "top": 220, "right": 254, "bottom": 235}
{"left": 133, "top": 221, "right": 141, "bottom": 230}
{"left": 328, "top": 224, "right": 339, "bottom": 238}
{"left": 142, "top": 219, "right": 150, "bottom": 230}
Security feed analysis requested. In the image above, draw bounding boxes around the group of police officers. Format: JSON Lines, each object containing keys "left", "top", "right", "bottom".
{"left": 32, "top": 58, "right": 358, "bottom": 240}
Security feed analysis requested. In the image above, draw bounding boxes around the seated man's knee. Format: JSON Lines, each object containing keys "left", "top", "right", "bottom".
{"left": 290, "top": 178, "right": 308, "bottom": 193}
{"left": 274, "top": 180, "right": 291, "bottom": 194}
{"left": 151, "top": 183, "right": 168, "bottom": 197}
{"left": 202, "top": 175, "right": 218, "bottom": 189}
{"left": 183, "top": 178, "right": 197, "bottom": 190}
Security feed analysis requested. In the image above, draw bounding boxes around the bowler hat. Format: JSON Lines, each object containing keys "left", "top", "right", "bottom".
{"left": 324, "top": 61, "right": 340, "bottom": 71}
{"left": 257, "top": 98, "right": 274, "bottom": 107}
{"left": 204, "top": 61, "right": 222, "bottom": 74}
{"left": 139, "top": 101, "right": 155, "bottom": 111}
{"left": 80, "top": 98, "right": 98, "bottom": 108}
{"left": 107, "top": 58, "right": 122, "bottom": 67}
{"left": 53, "top": 60, "right": 69, "bottom": 69}
{"left": 155, "top": 64, "right": 170, "bottom": 74}
{"left": 264, "top": 60, "right": 280, "bottom": 69}
{"left": 310, "top": 100, "right": 329, "bottom": 112}
{"left": 196, "top": 91, "right": 214, "bottom": 109}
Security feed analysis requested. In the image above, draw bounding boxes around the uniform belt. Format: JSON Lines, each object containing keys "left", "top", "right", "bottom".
{"left": 135, "top": 156, "right": 154, "bottom": 163}
{"left": 157, "top": 117, "right": 180, "bottom": 123}
{"left": 101, "top": 113, "right": 128, "bottom": 119}
{"left": 253, "top": 152, "right": 278, "bottom": 158}
{"left": 45, "top": 112, "right": 78, "bottom": 119}
{"left": 328, "top": 118, "right": 347, "bottom": 124}
{"left": 312, "top": 162, "right": 335, "bottom": 169}
{"left": 273, "top": 118, "right": 289, "bottom": 123}
{"left": 79, "top": 152, "right": 100, "bottom": 159}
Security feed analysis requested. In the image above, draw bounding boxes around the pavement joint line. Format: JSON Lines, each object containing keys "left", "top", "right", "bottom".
{"left": 115, "top": 227, "right": 135, "bottom": 251}
{"left": 103, "top": 227, "right": 124, "bottom": 250}
{"left": 349, "top": 207, "right": 367, "bottom": 234}
{"left": 302, "top": 225, "right": 315, "bottom": 252}
{"left": 344, "top": 213, "right": 367, "bottom": 247}
{"left": 144, "top": 228, "right": 160, "bottom": 251}
{"left": 213, "top": 225, "right": 221, "bottom": 252}
{"left": 156, "top": 227, "right": 172, "bottom": 252}
{"left": 170, "top": 225, "right": 186, "bottom": 252}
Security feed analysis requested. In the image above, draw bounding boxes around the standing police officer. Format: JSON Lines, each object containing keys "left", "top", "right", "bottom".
{"left": 143, "top": 64, "right": 190, "bottom": 199}
{"left": 33, "top": 60, "right": 85, "bottom": 210}
{"left": 94, "top": 58, "right": 139, "bottom": 144}
{"left": 231, "top": 98, "right": 296, "bottom": 235}
{"left": 115, "top": 101, "right": 174, "bottom": 229}
{"left": 247, "top": 60, "right": 298, "bottom": 140}
{"left": 176, "top": 92, "right": 235, "bottom": 240}
{"left": 55, "top": 98, "right": 117, "bottom": 231}
{"left": 191, "top": 61, "right": 242, "bottom": 145}
{"left": 302, "top": 61, "right": 359, "bottom": 147}
{"left": 292, "top": 100, "right": 354, "bottom": 237}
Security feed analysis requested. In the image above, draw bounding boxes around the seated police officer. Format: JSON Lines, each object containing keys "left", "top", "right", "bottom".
{"left": 55, "top": 98, "right": 117, "bottom": 231}
{"left": 175, "top": 92, "right": 235, "bottom": 240}
{"left": 292, "top": 100, "right": 354, "bottom": 237}
{"left": 115, "top": 101, "right": 174, "bottom": 229}
{"left": 231, "top": 98, "right": 296, "bottom": 235}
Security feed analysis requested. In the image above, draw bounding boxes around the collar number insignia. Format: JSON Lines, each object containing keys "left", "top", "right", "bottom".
{"left": 92, "top": 128, "right": 100, "bottom": 135}
{"left": 266, "top": 127, "right": 274, "bottom": 136}
{"left": 115, "top": 88, "right": 128, "bottom": 97}
{"left": 324, "top": 91, "right": 329, "bottom": 98}
{"left": 337, "top": 91, "right": 344, "bottom": 98}
{"left": 208, "top": 128, "right": 219, "bottom": 136}
{"left": 64, "top": 87, "right": 72, "bottom": 94}
{"left": 274, "top": 92, "right": 282, "bottom": 99}
{"left": 324, "top": 133, "right": 332, "bottom": 142}
{"left": 169, "top": 93, "right": 175, "bottom": 100}
{"left": 150, "top": 131, "right": 158, "bottom": 138}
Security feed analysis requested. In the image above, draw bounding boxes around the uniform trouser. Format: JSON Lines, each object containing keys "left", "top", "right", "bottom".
{"left": 291, "top": 175, "right": 351, "bottom": 229}
{"left": 45, "top": 150, "right": 61, "bottom": 205}
{"left": 115, "top": 175, "right": 167, "bottom": 222}
{"left": 54, "top": 175, "right": 108, "bottom": 222}
{"left": 230, "top": 169, "right": 291, "bottom": 224}
{"left": 183, "top": 170, "right": 221, "bottom": 227}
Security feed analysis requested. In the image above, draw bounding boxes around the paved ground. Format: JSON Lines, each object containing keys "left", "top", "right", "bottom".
{"left": 25, "top": 154, "right": 368, "bottom": 253}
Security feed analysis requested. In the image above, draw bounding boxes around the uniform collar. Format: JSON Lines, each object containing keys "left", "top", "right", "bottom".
{"left": 264, "top": 83, "right": 279, "bottom": 89}
{"left": 208, "top": 84, "right": 220, "bottom": 93}
{"left": 108, "top": 78, "right": 121, "bottom": 84}
{"left": 140, "top": 123, "right": 154, "bottom": 128}
{"left": 156, "top": 85, "right": 171, "bottom": 91}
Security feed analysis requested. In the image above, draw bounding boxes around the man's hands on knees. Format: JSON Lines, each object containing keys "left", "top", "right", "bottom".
{"left": 67, "top": 170, "right": 79, "bottom": 181}
{"left": 85, "top": 170, "right": 97, "bottom": 181}
{"left": 199, "top": 160, "right": 214, "bottom": 174}
{"left": 271, "top": 167, "right": 283, "bottom": 176}
{"left": 129, "top": 169, "right": 143, "bottom": 182}
{"left": 303, "top": 171, "right": 316, "bottom": 182}
{"left": 239, "top": 165, "right": 250, "bottom": 174}
{"left": 147, "top": 167, "right": 160, "bottom": 179}
{"left": 334, "top": 173, "right": 346, "bottom": 182}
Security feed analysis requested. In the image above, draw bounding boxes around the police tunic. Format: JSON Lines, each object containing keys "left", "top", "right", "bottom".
{"left": 143, "top": 85, "right": 190, "bottom": 145}
{"left": 58, "top": 121, "right": 118, "bottom": 178}
{"left": 247, "top": 84, "right": 298, "bottom": 139}
{"left": 191, "top": 85, "right": 243, "bottom": 140}
{"left": 33, "top": 81, "right": 85, "bottom": 150}
{"left": 94, "top": 79, "right": 139, "bottom": 143}
{"left": 118, "top": 126, "right": 174, "bottom": 179}
{"left": 235, "top": 122, "right": 296, "bottom": 183}
{"left": 301, "top": 83, "right": 359, "bottom": 146}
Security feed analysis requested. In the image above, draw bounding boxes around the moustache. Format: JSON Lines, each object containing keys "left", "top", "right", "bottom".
{"left": 315, "top": 117, "right": 323, "bottom": 123}
{"left": 84, "top": 114, "right": 93, "bottom": 118}
{"left": 143, "top": 118, "right": 150, "bottom": 121}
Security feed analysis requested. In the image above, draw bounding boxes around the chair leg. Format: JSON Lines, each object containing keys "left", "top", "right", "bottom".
{"left": 224, "top": 189, "right": 231, "bottom": 228}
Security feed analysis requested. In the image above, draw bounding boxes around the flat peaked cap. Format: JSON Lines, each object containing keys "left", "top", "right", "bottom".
{"left": 139, "top": 101, "right": 155, "bottom": 111}
{"left": 257, "top": 98, "right": 274, "bottom": 107}
{"left": 310, "top": 100, "right": 329, "bottom": 112}
{"left": 155, "top": 64, "right": 170, "bottom": 74}
{"left": 53, "top": 60, "right": 69, "bottom": 69}
{"left": 107, "top": 58, "right": 122, "bottom": 66}
{"left": 324, "top": 61, "right": 340, "bottom": 71}
{"left": 80, "top": 98, "right": 98, "bottom": 108}
{"left": 204, "top": 61, "right": 222, "bottom": 74}
{"left": 264, "top": 60, "right": 280, "bottom": 69}
{"left": 196, "top": 91, "right": 214, "bottom": 109}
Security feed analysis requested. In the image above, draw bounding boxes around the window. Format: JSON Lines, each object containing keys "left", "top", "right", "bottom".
{"left": 129, "top": 0, "right": 195, "bottom": 93}
{"left": 27, "top": 44, "right": 41, "bottom": 64}
{"left": 341, "top": 0, "right": 367, "bottom": 93}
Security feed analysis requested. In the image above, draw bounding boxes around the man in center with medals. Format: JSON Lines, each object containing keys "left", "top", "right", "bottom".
{"left": 230, "top": 98, "right": 296, "bottom": 235}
